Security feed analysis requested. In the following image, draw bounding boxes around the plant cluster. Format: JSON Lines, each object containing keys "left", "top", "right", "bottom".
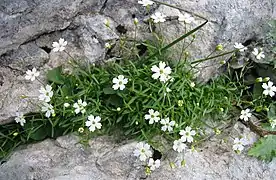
{"left": 0, "top": 0, "right": 275, "bottom": 174}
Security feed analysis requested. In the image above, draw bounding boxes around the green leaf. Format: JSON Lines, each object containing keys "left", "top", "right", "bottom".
{"left": 253, "top": 84, "right": 263, "bottom": 100}
{"left": 103, "top": 87, "right": 116, "bottom": 95}
{"left": 24, "top": 122, "right": 51, "bottom": 141}
{"left": 47, "top": 66, "right": 64, "bottom": 84}
{"left": 248, "top": 135, "right": 276, "bottom": 161}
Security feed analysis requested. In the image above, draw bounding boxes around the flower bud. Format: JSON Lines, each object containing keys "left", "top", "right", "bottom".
{"left": 219, "top": 108, "right": 224, "bottom": 112}
{"left": 117, "top": 107, "right": 121, "bottom": 111}
{"left": 181, "top": 160, "right": 186, "bottom": 167}
{"left": 216, "top": 44, "right": 223, "bottom": 51}
{"left": 190, "top": 82, "right": 195, "bottom": 88}
{"left": 13, "top": 132, "right": 18, "bottom": 136}
{"left": 178, "top": 100, "right": 184, "bottom": 107}
{"left": 78, "top": 127, "right": 84, "bottom": 133}
{"left": 219, "top": 60, "right": 226, "bottom": 65}
{"left": 134, "top": 18, "right": 139, "bottom": 25}
{"left": 263, "top": 106, "right": 269, "bottom": 112}
{"left": 105, "top": 42, "right": 111, "bottom": 49}
{"left": 169, "top": 162, "right": 176, "bottom": 169}
{"left": 20, "top": 95, "right": 28, "bottom": 99}
{"left": 255, "top": 77, "right": 263, "bottom": 83}
{"left": 263, "top": 77, "right": 270, "bottom": 82}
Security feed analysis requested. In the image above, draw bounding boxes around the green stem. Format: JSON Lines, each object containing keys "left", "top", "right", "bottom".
{"left": 191, "top": 50, "right": 236, "bottom": 65}
{"left": 146, "top": 20, "right": 208, "bottom": 61}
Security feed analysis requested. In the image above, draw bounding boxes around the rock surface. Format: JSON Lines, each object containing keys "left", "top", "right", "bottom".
{"left": 0, "top": 122, "right": 275, "bottom": 180}
{"left": 0, "top": 0, "right": 275, "bottom": 124}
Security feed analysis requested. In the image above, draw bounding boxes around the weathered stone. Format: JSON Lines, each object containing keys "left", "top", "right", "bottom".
{"left": 0, "top": 128, "right": 275, "bottom": 180}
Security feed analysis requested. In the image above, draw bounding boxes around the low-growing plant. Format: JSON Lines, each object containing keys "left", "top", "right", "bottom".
{"left": 0, "top": 0, "right": 275, "bottom": 174}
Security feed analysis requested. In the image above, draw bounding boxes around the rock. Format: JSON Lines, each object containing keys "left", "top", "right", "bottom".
{"left": 0, "top": 129, "right": 275, "bottom": 180}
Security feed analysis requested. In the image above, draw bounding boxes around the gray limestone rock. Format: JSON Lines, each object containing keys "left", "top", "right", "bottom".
{"left": 0, "top": 124, "right": 275, "bottom": 180}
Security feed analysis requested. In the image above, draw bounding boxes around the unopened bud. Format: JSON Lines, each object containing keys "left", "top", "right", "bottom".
{"left": 216, "top": 44, "right": 223, "bottom": 51}
{"left": 263, "top": 77, "right": 270, "bottom": 82}
{"left": 134, "top": 18, "right": 139, "bottom": 25}
{"left": 255, "top": 77, "right": 263, "bottom": 83}
{"left": 220, "top": 60, "right": 226, "bottom": 65}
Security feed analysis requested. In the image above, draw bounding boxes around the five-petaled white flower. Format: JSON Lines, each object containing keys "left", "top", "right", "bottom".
{"left": 73, "top": 99, "right": 87, "bottom": 114}
{"left": 41, "top": 103, "right": 55, "bottom": 118}
{"left": 239, "top": 109, "right": 252, "bottom": 121}
{"left": 85, "top": 115, "right": 102, "bottom": 132}
{"left": 112, "top": 75, "right": 128, "bottom": 90}
{"left": 145, "top": 109, "right": 160, "bottom": 124}
{"left": 252, "top": 48, "right": 265, "bottom": 60}
{"left": 262, "top": 81, "right": 276, "bottom": 97}
{"left": 190, "top": 82, "right": 195, "bottom": 88}
{"left": 160, "top": 117, "right": 175, "bottom": 132}
{"left": 133, "top": 142, "right": 153, "bottom": 161}
{"left": 233, "top": 137, "right": 247, "bottom": 152}
{"left": 138, "top": 0, "right": 154, "bottom": 6}
{"left": 173, "top": 139, "right": 187, "bottom": 153}
{"left": 178, "top": 13, "right": 195, "bottom": 24}
{"left": 38, "top": 85, "right": 53, "bottom": 103}
{"left": 151, "top": 61, "right": 171, "bottom": 83}
{"left": 15, "top": 112, "right": 26, "bottom": 126}
{"left": 148, "top": 158, "right": 161, "bottom": 171}
{"left": 25, "top": 68, "right": 40, "bottom": 81}
{"left": 270, "top": 119, "right": 276, "bottom": 129}
{"left": 52, "top": 38, "right": 67, "bottom": 52}
{"left": 151, "top": 12, "right": 166, "bottom": 23}
{"left": 179, "top": 126, "right": 196, "bottom": 143}
{"left": 234, "top": 43, "right": 247, "bottom": 52}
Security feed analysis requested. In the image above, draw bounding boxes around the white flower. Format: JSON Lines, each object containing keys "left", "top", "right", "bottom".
{"left": 41, "top": 103, "right": 55, "bottom": 118}
{"left": 178, "top": 13, "right": 194, "bottom": 24}
{"left": 190, "top": 82, "right": 195, "bottom": 88}
{"left": 151, "top": 12, "right": 166, "bottom": 23}
{"left": 15, "top": 112, "right": 26, "bottom": 126}
{"left": 133, "top": 142, "right": 153, "bottom": 161}
{"left": 112, "top": 75, "right": 128, "bottom": 90}
{"left": 262, "top": 81, "right": 276, "bottom": 97}
{"left": 270, "top": 119, "right": 276, "bottom": 129}
{"left": 25, "top": 68, "right": 40, "bottom": 81}
{"left": 160, "top": 118, "right": 175, "bottom": 132}
{"left": 252, "top": 48, "right": 265, "bottom": 60}
{"left": 148, "top": 158, "right": 161, "bottom": 171}
{"left": 64, "top": 103, "right": 70, "bottom": 107}
{"left": 52, "top": 38, "right": 67, "bottom": 52}
{"left": 38, "top": 85, "right": 53, "bottom": 103}
{"left": 151, "top": 62, "right": 172, "bottom": 83}
{"left": 239, "top": 109, "right": 252, "bottom": 121}
{"left": 85, "top": 115, "right": 102, "bottom": 132}
{"left": 179, "top": 126, "right": 196, "bottom": 143}
{"left": 233, "top": 137, "right": 247, "bottom": 152}
{"left": 73, "top": 99, "right": 87, "bottom": 114}
{"left": 173, "top": 139, "right": 187, "bottom": 153}
{"left": 138, "top": 0, "right": 154, "bottom": 6}
{"left": 105, "top": 42, "right": 111, "bottom": 49}
{"left": 145, "top": 109, "right": 160, "bottom": 124}
{"left": 234, "top": 43, "right": 248, "bottom": 52}
{"left": 166, "top": 87, "right": 172, "bottom": 93}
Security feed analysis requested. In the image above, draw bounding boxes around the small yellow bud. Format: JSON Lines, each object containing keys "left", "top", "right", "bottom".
{"left": 263, "top": 77, "right": 270, "bottom": 82}
{"left": 178, "top": 100, "right": 184, "bottom": 107}
{"left": 20, "top": 95, "right": 28, "bottom": 99}
{"left": 78, "top": 127, "right": 84, "bottom": 133}
{"left": 255, "top": 77, "right": 263, "bottom": 83}
{"left": 219, "top": 60, "right": 226, "bottom": 65}
{"left": 145, "top": 167, "right": 151, "bottom": 175}
{"left": 105, "top": 42, "right": 111, "bottom": 49}
{"left": 185, "top": 51, "right": 189, "bottom": 56}
{"left": 219, "top": 108, "right": 224, "bottom": 112}
{"left": 214, "top": 128, "right": 221, "bottom": 135}
{"left": 216, "top": 44, "right": 223, "bottom": 51}
{"left": 134, "top": 18, "right": 139, "bottom": 25}
{"left": 13, "top": 132, "right": 18, "bottom": 136}
{"left": 181, "top": 159, "right": 186, "bottom": 167}
{"left": 169, "top": 162, "right": 176, "bottom": 169}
